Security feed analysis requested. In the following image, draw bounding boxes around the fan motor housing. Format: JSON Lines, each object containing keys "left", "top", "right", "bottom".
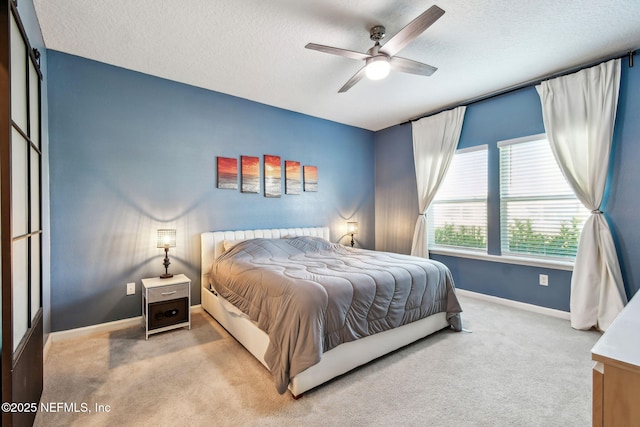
{"left": 369, "top": 25, "right": 386, "bottom": 42}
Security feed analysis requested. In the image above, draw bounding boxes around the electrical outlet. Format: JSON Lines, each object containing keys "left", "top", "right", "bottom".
{"left": 539, "top": 274, "right": 549, "bottom": 286}
{"left": 126, "top": 282, "right": 136, "bottom": 295}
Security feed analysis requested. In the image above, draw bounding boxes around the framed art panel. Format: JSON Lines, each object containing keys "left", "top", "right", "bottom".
{"left": 264, "top": 155, "right": 282, "bottom": 197}
{"left": 285, "top": 160, "right": 301, "bottom": 195}
{"left": 241, "top": 156, "right": 260, "bottom": 193}
{"left": 217, "top": 156, "right": 238, "bottom": 190}
{"left": 304, "top": 165, "right": 318, "bottom": 192}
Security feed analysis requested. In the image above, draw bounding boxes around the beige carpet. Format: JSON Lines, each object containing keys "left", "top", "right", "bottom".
{"left": 34, "top": 295, "right": 600, "bottom": 427}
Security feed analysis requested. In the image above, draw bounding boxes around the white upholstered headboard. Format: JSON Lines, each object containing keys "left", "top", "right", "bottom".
{"left": 200, "top": 226, "right": 330, "bottom": 290}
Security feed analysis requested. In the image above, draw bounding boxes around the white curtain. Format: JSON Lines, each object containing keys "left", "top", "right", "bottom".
{"left": 537, "top": 59, "right": 627, "bottom": 331}
{"left": 411, "top": 106, "right": 466, "bottom": 258}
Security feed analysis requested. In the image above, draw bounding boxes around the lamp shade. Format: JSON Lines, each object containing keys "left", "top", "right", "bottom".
{"left": 347, "top": 222, "right": 359, "bottom": 235}
{"left": 157, "top": 229, "right": 176, "bottom": 248}
{"left": 365, "top": 57, "right": 390, "bottom": 80}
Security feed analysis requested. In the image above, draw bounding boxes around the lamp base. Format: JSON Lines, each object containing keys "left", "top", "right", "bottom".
{"left": 161, "top": 247, "right": 173, "bottom": 279}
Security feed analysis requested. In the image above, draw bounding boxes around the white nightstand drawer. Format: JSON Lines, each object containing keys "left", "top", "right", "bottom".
{"left": 147, "top": 283, "right": 189, "bottom": 303}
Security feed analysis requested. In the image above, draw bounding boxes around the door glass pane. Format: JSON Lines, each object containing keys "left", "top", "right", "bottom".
{"left": 30, "top": 148, "right": 40, "bottom": 231}
{"left": 10, "top": 14, "right": 27, "bottom": 132}
{"left": 12, "top": 239, "right": 28, "bottom": 351}
{"left": 31, "top": 236, "right": 41, "bottom": 319}
{"left": 12, "top": 128, "right": 28, "bottom": 237}
{"left": 29, "top": 60, "right": 40, "bottom": 148}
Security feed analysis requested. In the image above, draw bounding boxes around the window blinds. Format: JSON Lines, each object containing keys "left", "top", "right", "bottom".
{"left": 428, "top": 145, "right": 488, "bottom": 251}
{"left": 499, "top": 134, "right": 589, "bottom": 259}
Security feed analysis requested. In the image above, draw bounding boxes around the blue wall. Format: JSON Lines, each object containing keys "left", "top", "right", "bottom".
{"left": 48, "top": 51, "right": 375, "bottom": 332}
{"left": 606, "top": 58, "right": 640, "bottom": 299}
{"left": 375, "top": 57, "right": 640, "bottom": 311}
{"left": 47, "top": 49, "right": 640, "bottom": 330}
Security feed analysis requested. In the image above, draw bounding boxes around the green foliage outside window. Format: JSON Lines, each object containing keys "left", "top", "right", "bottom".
{"left": 507, "top": 217, "right": 581, "bottom": 257}
{"left": 434, "top": 217, "right": 581, "bottom": 257}
{"left": 434, "top": 224, "right": 486, "bottom": 249}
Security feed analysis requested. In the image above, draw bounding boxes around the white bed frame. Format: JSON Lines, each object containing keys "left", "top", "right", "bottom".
{"left": 200, "top": 226, "right": 449, "bottom": 397}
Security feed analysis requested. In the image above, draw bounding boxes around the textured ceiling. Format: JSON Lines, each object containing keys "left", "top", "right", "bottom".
{"left": 34, "top": 0, "right": 640, "bottom": 131}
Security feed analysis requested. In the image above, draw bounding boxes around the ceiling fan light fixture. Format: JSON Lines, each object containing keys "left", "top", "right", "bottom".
{"left": 365, "top": 56, "right": 390, "bottom": 80}
{"left": 305, "top": 5, "right": 444, "bottom": 92}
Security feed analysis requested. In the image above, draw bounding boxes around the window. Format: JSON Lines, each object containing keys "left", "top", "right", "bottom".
{"left": 499, "top": 134, "right": 589, "bottom": 260}
{"left": 428, "top": 145, "right": 488, "bottom": 251}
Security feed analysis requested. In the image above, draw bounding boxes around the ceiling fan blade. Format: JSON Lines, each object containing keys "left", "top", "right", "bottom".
{"left": 379, "top": 5, "right": 445, "bottom": 57}
{"left": 390, "top": 56, "right": 437, "bottom": 76}
{"left": 338, "top": 66, "right": 367, "bottom": 93}
{"left": 305, "top": 43, "right": 371, "bottom": 61}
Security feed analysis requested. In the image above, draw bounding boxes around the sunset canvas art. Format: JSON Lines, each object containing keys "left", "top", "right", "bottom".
{"left": 264, "top": 155, "right": 282, "bottom": 197}
{"left": 241, "top": 156, "right": 260, "bottom": 193}
{"left": 304, "top": 165, "right": 318, "bottom": 192}
{"left": 285, "top": 160, "right": 301, "bottom": 195}
{"left": 217, "top": 156, "right": 238, "bottom": 189}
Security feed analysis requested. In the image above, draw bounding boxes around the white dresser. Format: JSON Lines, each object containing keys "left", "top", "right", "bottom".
{"left": 591, "top": 291, "right": 640, "bottom": 426}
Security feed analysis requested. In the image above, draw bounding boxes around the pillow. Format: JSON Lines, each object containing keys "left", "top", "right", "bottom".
{"left": 223, "top": 239, "right": 245, "bottom": 252}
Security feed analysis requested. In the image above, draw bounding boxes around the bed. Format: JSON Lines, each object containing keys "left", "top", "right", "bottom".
{"left": 200, "top": 226, "right": 462, "bottom": 397}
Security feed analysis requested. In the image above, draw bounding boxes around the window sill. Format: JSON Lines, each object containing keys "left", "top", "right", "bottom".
{"left": 429, "top": 248, "right": 574, "bottom": 271}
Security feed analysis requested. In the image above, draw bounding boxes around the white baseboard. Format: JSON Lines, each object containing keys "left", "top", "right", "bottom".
{"left": 456, "top": 289, "right": 570, "bottom": 320}
{"left": 48, "top": 304, "right": 203, "bottom": 345}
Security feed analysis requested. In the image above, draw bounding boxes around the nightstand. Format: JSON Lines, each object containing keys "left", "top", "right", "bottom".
{"left": 141, "top": 274, "right": 191, "bottom": 340}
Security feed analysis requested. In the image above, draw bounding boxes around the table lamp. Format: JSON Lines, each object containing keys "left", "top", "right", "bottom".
{"left": 157, "top": 229, "right": 176, "bottom": 278}
{"left": 347, "top": 222, "right": 358, "bottom": 248}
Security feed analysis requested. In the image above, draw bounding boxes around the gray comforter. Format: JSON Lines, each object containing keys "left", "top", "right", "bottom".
{"left": 211, "top": 236, "right": 462, "bottom": 394}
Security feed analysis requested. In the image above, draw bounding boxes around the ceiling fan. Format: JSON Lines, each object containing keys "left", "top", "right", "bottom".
{"left": 305, "top": 5, "right": 445, "bottom": 93}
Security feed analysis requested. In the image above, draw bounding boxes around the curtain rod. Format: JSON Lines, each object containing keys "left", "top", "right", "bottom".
{"left": 401, "top": 49, "right": 637, "bottom": 126}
